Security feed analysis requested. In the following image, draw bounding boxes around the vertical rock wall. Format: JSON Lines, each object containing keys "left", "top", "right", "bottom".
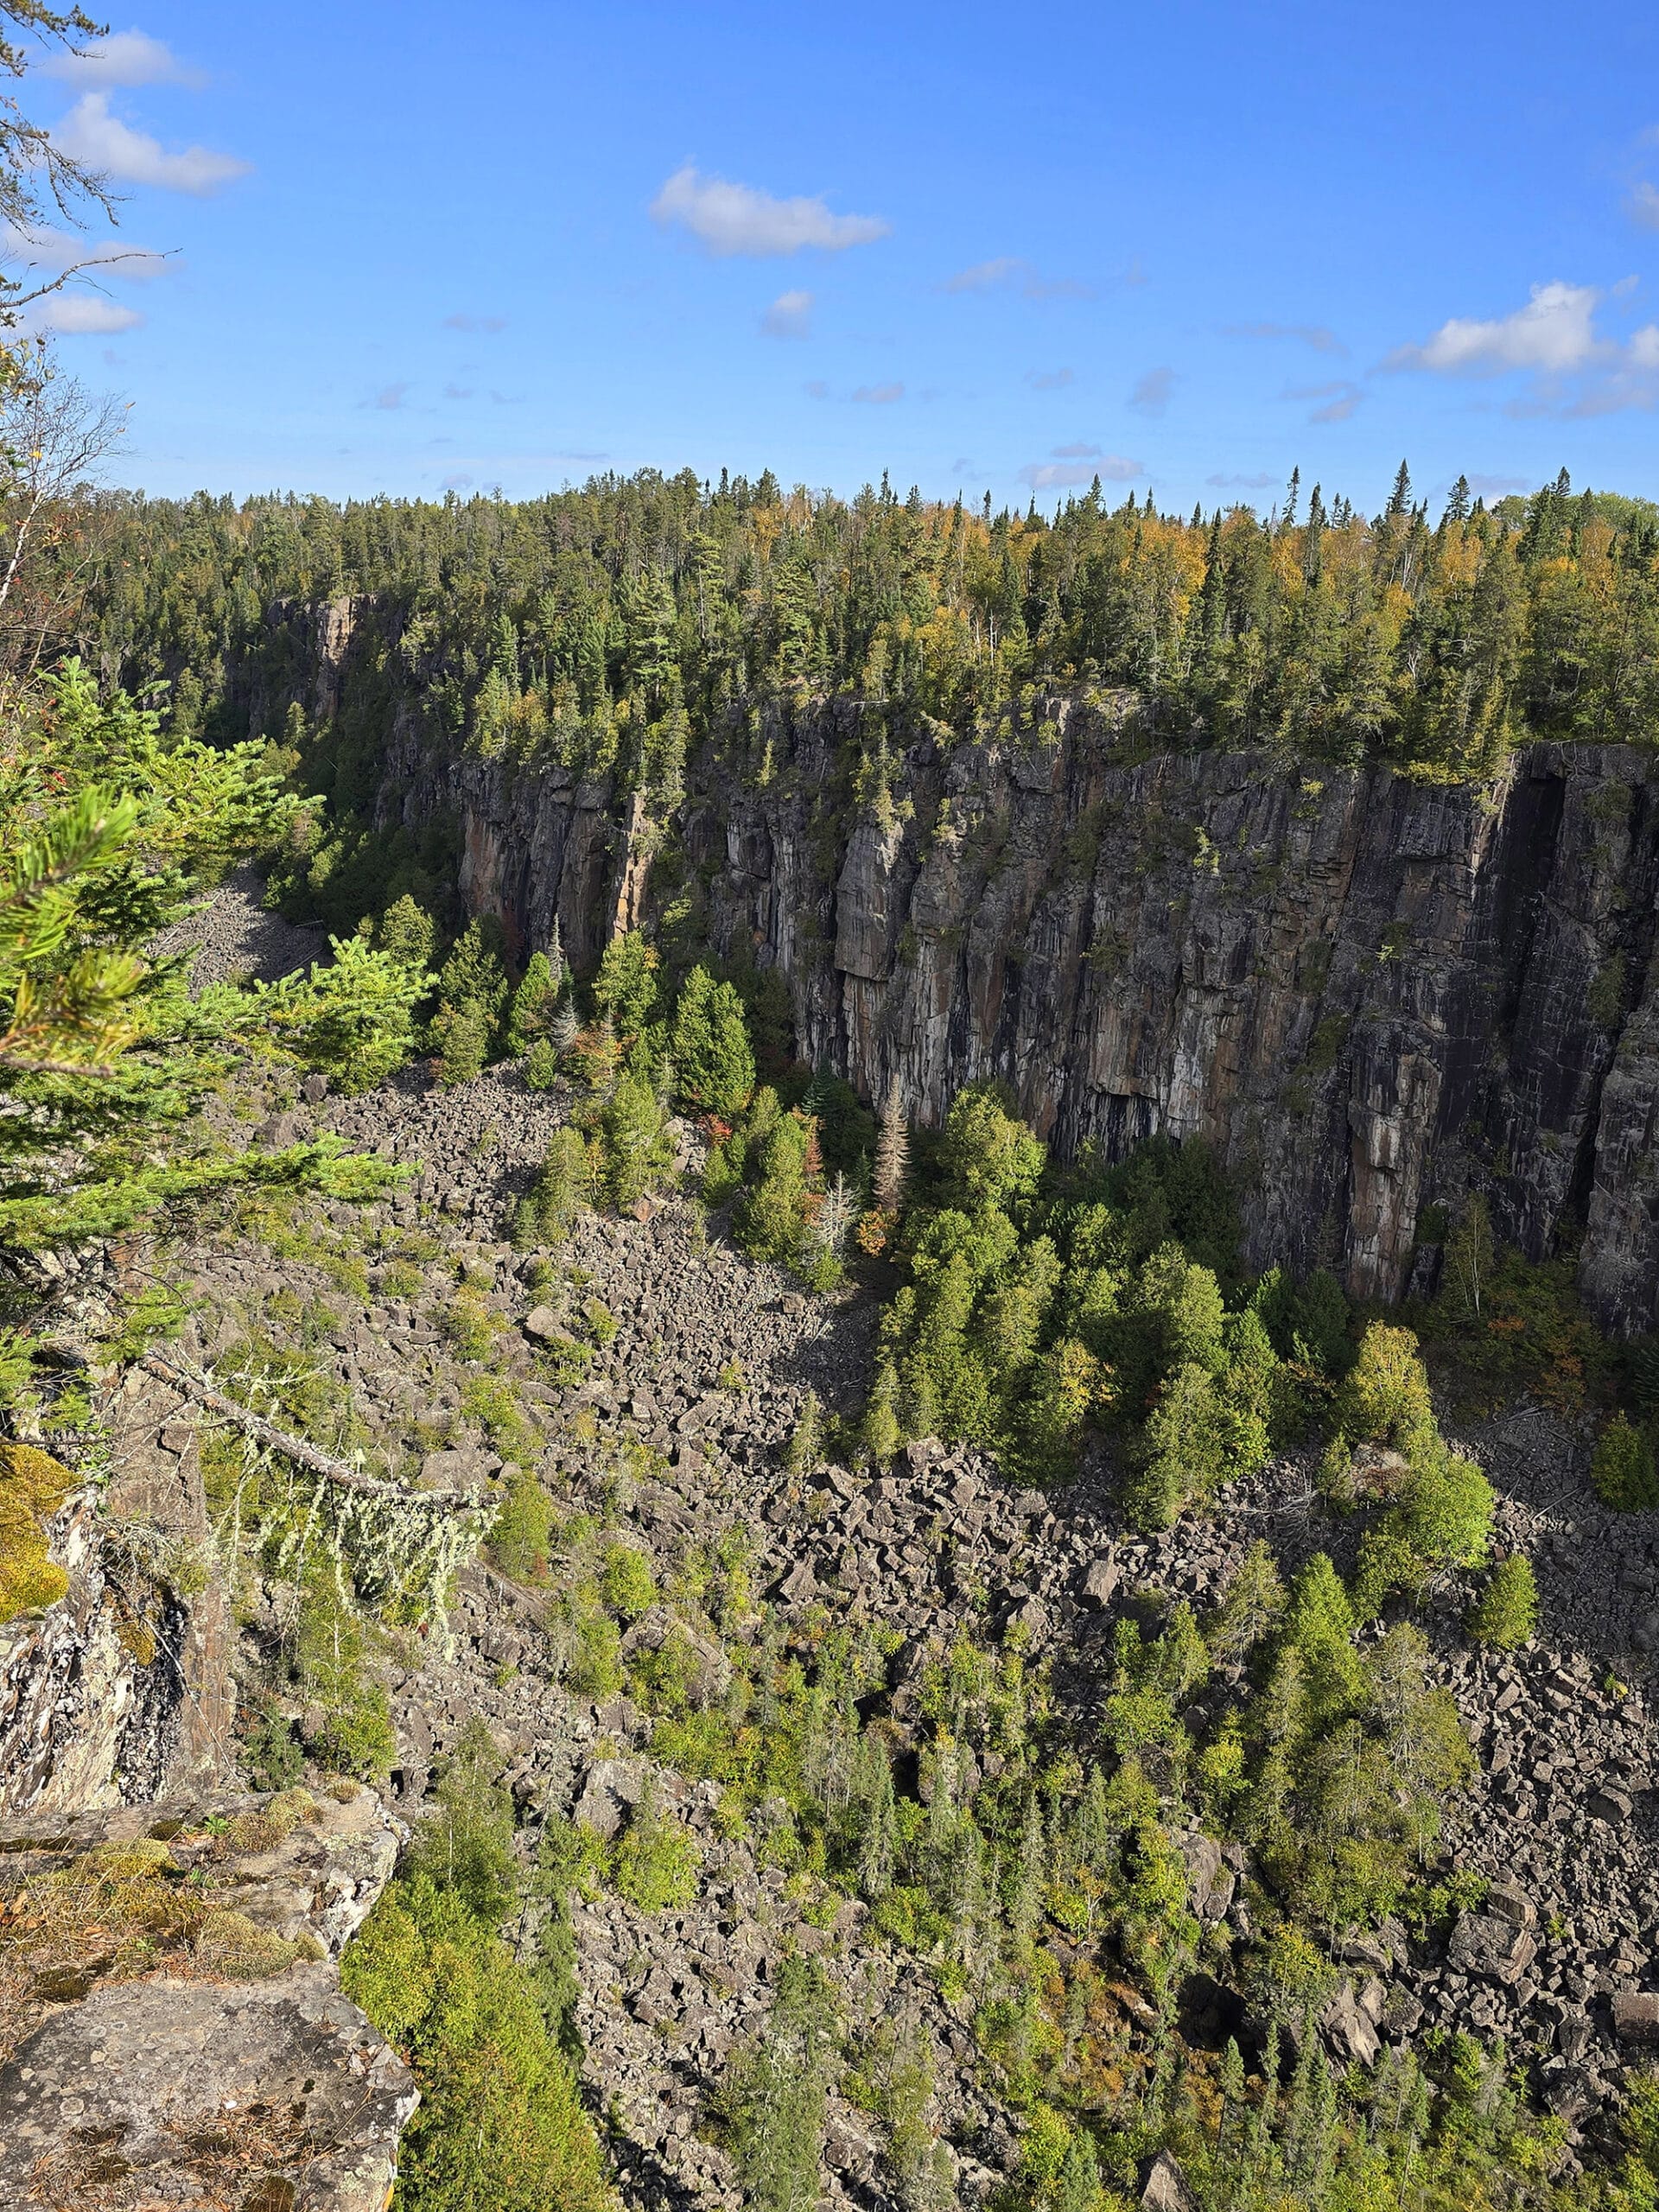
{"left": 365, "top": 685, "right": 1659, "bottom": 1332}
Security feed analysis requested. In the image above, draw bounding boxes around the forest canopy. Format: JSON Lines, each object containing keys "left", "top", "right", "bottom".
{"left": 66, "top": 461, "right": 1659, "bottom": 792}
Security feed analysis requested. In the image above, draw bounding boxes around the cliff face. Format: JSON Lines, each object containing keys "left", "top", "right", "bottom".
{"left": 358, "top": 665, "right": 1659, "bottom": 1332}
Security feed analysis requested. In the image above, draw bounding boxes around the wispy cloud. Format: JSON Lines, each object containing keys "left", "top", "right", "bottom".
{"left": 1465, "top": 474, "right": 1534, "bottom": 497}
{"left": 1207, "top": 472, "right": 1276, "bottom": 488}
{"left": 1283, "top": 378, "right": 1364, "bottom": 423}
{"left": 804, "top": 378, "right": 830, "bottom": 400}
{"left": 762, "top": 287, "right": 812, "bottom": 339}
{"left": 1223, "top": 320, "right": 1347, "bottom": 356}
{"left": 366, "top": 383, "right": 410, "bottom": 411}
{"left": 45, "top": 31, "right": 204, "bottom": 87}
{"left": 852, "top": 381, "right": 903, "bottom": 404}
{"left": 1020, "top": 451, "right": 1142, "bottom": 489}
{"left": 944, "top": 256, "right": 1091, "bottom": 301}
{"left": 2, "top": 219, "right": 168, "bottom": 279}
{"left": 443, "top": 381, "right": 474, "bottom": 400}
{"left": 1386, "top": 279, "right": 1659, "bottom": 414}
{"left": 651, "top": 164, "right": 889, "bottom": 256}
{"left": 53, "top": 92, "right": 249, "bottom": 194}
{"left": 443, "top": 312, "right": 507, "bottom": 334}
{"left": 1129, "top": 365, "right": 1175, "bottom": 416}
{"left": 1026, "top": 366, "right": 1074, "bottom": 390}
{"left": 32, "top": 292, "right": 143, "bottom": 334}
{"left": 1629, "top": 181, "right": 1659, "bottom": 231}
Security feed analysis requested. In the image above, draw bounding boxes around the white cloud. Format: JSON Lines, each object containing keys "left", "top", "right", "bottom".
{"left": 650, "top": 164, "right": 888, "bottom": 256}
{"left": 1020, "top": 455, "right": 1141, "bottom": 489}
{"left": 1223, "top": 321, "right": 1346, "bottom": 356}
{"left": 944, "top": 256, "right": 1091, "bottom": 301}
{"left": 1465, "top": 474, "right": 1533, "bottom": 496}
{"left": 33, "top": 292, "right": 143, "bottom": 334}
{"left": 53, "top": 92, "right": 250, "bottom": 195}
{"left": 443, "top": 312, "right": 506, "bottom": 333}
{"left": 1630, "top": 182, "right": 1659, "bottom": 232}
{"left": 1207, "top": 472, "right": 1276, "bottom": 488}
{"left": 1129, "top": 365, "right": 1175, "bottom": 416}
{"left": 852, "top": 381, "right": 903, "bottom": 403}
{"left": 762, "top": 288, "right": 812, "bottom": 339}
{"left": 1391, "top": 281, "right": 1600, "bottom": 374}
{"left": 369, "top": 383, "right": 410, "bottom": 410}
{"left": 46, "top": 30, "right": 203, "bottom": 87}
{"left": 1388, "top": 280, "right": 1659, "bottom": 412}
{"left": 0, "top": 220, "right": 168, "bottom": 279}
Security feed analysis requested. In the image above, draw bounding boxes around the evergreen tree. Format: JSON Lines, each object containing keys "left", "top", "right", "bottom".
{"left": 434, "top": 995, "right": 492, "bottom": 1088}
{"left": 376, "top": 892, "right": 438, "bottom": 975}
{"left": 785, "top": 1389, "right": 823, "bottom": 1477}
{"left": 506, "top": 950, "right": 560, "bottom": 1054}
{"left": 592, "top": 928, "right": 658, "bottom": 1036}
{"left": 721, "top": 1956, "right": 838, "bottom": 2212}
{"left": 671, "top": 964, "right": 755, "bottom": 1116}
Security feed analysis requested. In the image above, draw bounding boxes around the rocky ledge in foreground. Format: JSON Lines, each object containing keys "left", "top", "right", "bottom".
{"left": 0, "top": 1785, "right": 410, "bottom": 2212}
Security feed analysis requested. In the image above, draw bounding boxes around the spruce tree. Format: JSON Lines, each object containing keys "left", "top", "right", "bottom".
{"left": 506, "top": 950, "right": 558, "bottom": 1054}
{"left": 671, "top": 964, "right": 755, "bottom": 1117}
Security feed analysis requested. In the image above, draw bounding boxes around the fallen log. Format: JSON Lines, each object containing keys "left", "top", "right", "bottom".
{"left": 137, "top": 1349, "right": 491, "bottom": 1510}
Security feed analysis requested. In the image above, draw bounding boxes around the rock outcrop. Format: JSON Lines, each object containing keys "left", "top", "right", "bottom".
{"left": 0, "top": 1786, "right": 410, "bottom": 2211}
{"left": 0, "top": 1361, "right": 232, "bottom": 1818}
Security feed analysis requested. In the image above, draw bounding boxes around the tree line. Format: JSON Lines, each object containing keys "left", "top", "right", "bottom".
{"left": 54, "top": 460, "right": 1659, "bottom": 799}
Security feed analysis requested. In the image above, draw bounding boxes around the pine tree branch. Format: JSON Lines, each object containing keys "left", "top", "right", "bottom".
{"left": 137, "top": 1349, "right": 493, "bottom": 1510}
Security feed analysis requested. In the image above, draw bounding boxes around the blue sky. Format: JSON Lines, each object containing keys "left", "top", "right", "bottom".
{"left": 16, "top": 0, "right": 1659, "bottom": 513}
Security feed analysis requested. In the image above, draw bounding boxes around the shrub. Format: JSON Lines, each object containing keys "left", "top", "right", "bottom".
{"left": 565, "top": 1599, "right": 622, "bottom": 1699}
{"left": 611, "top": 1777, "right": 701, "bottom": 1911}
{"left": 600, "top": 1543, "right": 656, "bottom": 1621}
{"left": 1467, "top": 1554, "right": 1539, "bottom": 1648}
{"left": 342, "top": 1872, "right": 612, "bottom": 2212}
{"left": 1592, "top": 1412, "right": 1659, "bottom": 1510}
{"left": 487, "top": 1470, "right": 554, "bottom": 1583}
{"left": 1244, "top": 1922, "right": 1337, "bottom": 2030}
{"left": 1402, "top": 1435, "right": 1494, "bottom": 1570}
{"left": 440, "top": 1289, "right": 501, "bottom": 1362}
